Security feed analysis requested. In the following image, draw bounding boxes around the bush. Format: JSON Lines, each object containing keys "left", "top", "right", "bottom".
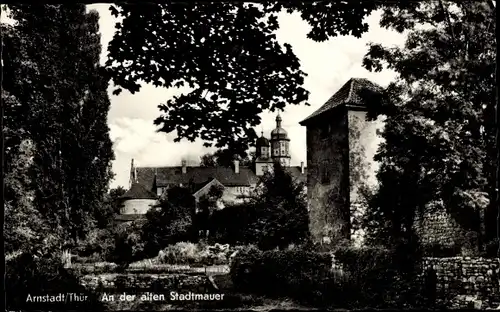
{"left": 334, "top": 246, "right": 424, "bottom": 308}
{"left": 142, "top": 186, "right": 197, "bottom": 255}
{"left": 73, "top": 228, "right": 115, "bottom": 261}
{"left": 230, "top": 246, "right": 425, "bottom": 308}
{"left": 208, "top": 203, "right": 257, "bottom": 245}
{"left": 6, "top": 252, "right": 104, "bottom": 311}
{"left": 110, "top": 219, "right": 147, "bottom": 266}
{"left": 230, "top": 248, "right": 338, "bottom": 305}
{"left": 483, "top": 238, "right": 499, "bottom": 257}
{"left": 209, "top": 163, "right": 310, "bottom": 250}
{"left": 158, "top": 242, "right": 234, "bottom": 266}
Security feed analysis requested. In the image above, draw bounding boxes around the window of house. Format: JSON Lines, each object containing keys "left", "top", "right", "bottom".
{"left": 263, "top": 165, "right": 268, "bottom": 172}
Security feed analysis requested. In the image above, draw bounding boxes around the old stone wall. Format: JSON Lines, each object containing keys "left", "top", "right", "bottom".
{"left": 306, "top": 109, "right": 350, "bottom": 244}
{"left": 80, "top": 273, "right": 213, "bottom": 293}
{"left": 414, "top": 203, "right": 466, "bottom": 250}
{"left": 421, "top": 257, "right": 500, "bottom": 308}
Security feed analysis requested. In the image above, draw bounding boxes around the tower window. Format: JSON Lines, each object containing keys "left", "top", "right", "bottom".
{"left": 321, "top": 161, "right": 330, "bottom": 184}
{"left": 320, "top": 123, "right": 332, "bottom": 140}
{"left": 321, "top": 169, "right": 330, "bottom": 184}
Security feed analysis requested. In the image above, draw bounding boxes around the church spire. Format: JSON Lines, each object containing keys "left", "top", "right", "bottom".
{"left": 276, "top": 113, "right": 282, "bottom": 128}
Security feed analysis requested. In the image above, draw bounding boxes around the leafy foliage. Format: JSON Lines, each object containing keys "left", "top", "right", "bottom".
{"left": 105, "top": 2, "right": 382, "bottom": 154}
{"left": 249, "top": 162, "right": 310, "bottom": 250}
{"left": 142, "top": 186, "right": 197, "bottom": 255}
{"left": 73, "top": 228, "right": 115, "bottom": 262}
{"left": 362, "top": 1, "right": 497, "bottom": 248}
{"left": 6, "top": 252, "right": 104, "bottom": 310}
{"left": 112, "top": 219, "right": 147, "bottom": 268}
{"left": 195, "top": 184, "right": 225, "bottom": 236}
{"left": 157, "top": 242, "right": 232, "bottom": 266}
{"left": 200, "top": 149, "right": 255, "bottom": 167}
{"left": 93, "top": 186, "right": 127, "bottom": 228}
{"left": 208, "top": 202, "right": 258, "bottom": 245}
{"left": 230, "top": 248, "right": 337, "bottom": 306}
{"left": 205, "top": 163, "right": 309, "bottom": 248}
{"left": 3, "top": 138, "right": 60, "bottom": 255}
{"left": 3, "top": 5, "right": 114, "bottom": 309}
{"left": 3, "top": 4, "right": 114, "bottom": 244}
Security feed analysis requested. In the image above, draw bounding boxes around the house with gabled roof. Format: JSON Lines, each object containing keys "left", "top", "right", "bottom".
{"left": 120, "top": 114, "right": 307, "bottom": 218}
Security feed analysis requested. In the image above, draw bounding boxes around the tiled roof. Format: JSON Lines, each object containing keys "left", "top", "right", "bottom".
{"left": 137, "top": 166, "right": 261, "bottom": 190}
{"left": 135, "top": 165, "right": 307, "bottom": 191}
{"left": 300, "top": 78, "right": 383, "bottom": 125}
{"left": 192, "top": 179, "right": 215, "bottom": 193}
{"left": 120, "top": 182, "right": 157, "bottom": 200}
{"left": 193, "top": 178, "right": 224, "bottom": 198}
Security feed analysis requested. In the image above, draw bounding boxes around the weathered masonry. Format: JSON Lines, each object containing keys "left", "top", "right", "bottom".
{"left": 299, "top": 78, "right": 386, "bottom": 244}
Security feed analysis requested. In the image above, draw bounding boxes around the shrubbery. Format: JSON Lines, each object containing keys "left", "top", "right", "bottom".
{"left": 142, "top": 186, "right": 197, "bottom": 256}
{"left": 208, "top": 162, "right": 310, "bottom": 250}
{"left": 208, "top": 203, "right": 257, "bottom": 244}
{"left": 230, "top": 246, "right": 425, "bottom": 308}
{"left": 157, "top": 242, "right": 236, "bottom": 266}
{"left": 6, "top": 252, "right": 104, "bottom": 311}
{"left": 73, "top": 228, "right": 115, "bottom": 262}
{"left": 334, "top": 246, "right": 423, "bottom": 308}
{"left": 110, "top": 220, "right": 147, "bottom": 267}
{"left": 230, "top": 247, "right": 338, "bottom": 305}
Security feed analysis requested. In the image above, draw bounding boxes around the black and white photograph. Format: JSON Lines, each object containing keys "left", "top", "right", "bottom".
{"left": 2, "top": 2, "right": 499, "bottom": 311}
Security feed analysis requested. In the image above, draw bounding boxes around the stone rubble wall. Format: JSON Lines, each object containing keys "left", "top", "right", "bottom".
{"left": 80, "top": 273, "right": 214, "bottom": 293}
{"left": 421, "top": 257, "right": 500, "bottom": 308}
{"left": 414, "top": 203, "right": 466, "bottom": 249}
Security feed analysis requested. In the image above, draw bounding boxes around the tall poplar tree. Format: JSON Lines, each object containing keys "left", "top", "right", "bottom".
{"left": 3, "top": 4, "right": 114, "bottom": 246}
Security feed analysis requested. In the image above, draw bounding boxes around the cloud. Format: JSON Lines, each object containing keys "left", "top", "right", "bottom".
{"left": 86, "top": 4, "right": 407, "bottom": 189}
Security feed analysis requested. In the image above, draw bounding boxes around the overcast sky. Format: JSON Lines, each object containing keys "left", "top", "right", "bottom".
{"left": 16, "top": 4, "right": 407, "bottom": 189}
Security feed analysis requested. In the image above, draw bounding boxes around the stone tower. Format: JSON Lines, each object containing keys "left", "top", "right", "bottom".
{"left": 299, "top": 78, "right": 385, "bottom": 245}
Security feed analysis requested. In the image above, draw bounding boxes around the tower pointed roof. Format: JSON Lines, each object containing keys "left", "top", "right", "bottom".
{"left": 299, "top": 78, "right": 383, "bottom": 125}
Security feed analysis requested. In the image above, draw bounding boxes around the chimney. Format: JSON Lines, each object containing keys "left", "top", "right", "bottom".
{"left": 300, "top": 161, "right": 305, "bottom": 174}
{"left": 130, "top": 158, "right": 138, "bottom": 187}
{"left": 181, "top": 160, "right": 187, "bottom": 174}
{"left": 234, "top": 159, "right": 240, "bottom": 174}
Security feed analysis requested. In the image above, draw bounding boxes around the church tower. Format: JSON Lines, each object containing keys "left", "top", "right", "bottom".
{"left": 254, "top": 130, "right": 271, "bottom": 176}
{"left": 270, "top": 113, "right": 291, "bottom": 167}
{"left": 255, "top": 131, "right": 270, "bottom": 160}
